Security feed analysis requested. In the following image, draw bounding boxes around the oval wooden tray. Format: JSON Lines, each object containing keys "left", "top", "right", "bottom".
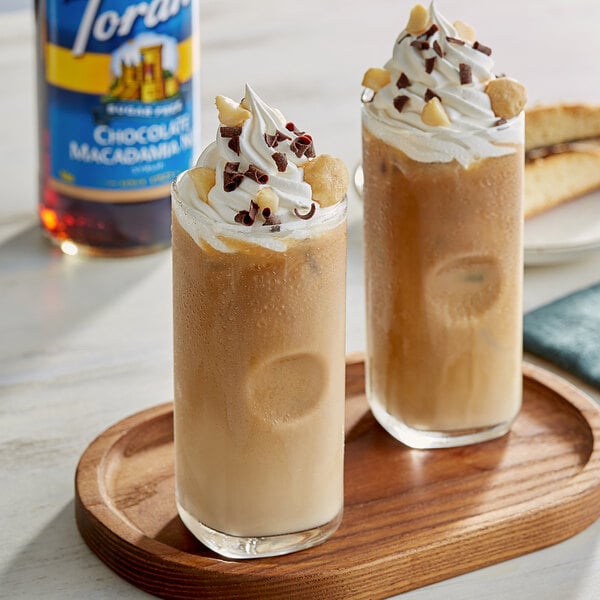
{"left": 75, "top": 358, "right": 600, "bottom": 600}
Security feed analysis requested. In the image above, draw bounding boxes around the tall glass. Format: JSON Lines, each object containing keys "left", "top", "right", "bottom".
{"left": 362, "top": 111, "right": 524, "bottom": 449}
{"left": 172, "top": 178, "right": 347, "bottom": 558}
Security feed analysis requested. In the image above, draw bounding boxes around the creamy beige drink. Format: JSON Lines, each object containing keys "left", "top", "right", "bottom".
{"left": 361, "top": 3, "right": 526, "bottom": 448}
{"left": 172, "top": 86, "right": 348, "bottom": 558}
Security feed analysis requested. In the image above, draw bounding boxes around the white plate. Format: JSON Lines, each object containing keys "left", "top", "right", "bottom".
{"left": 523, "top": 190, "right": 600, "bottom": 265}
{"left": 353, "top": 165, "right": 600, "bottom": 266}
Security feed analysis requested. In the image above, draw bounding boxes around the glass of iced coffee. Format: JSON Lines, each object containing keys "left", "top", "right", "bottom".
{"left": 172, "top": 86, "right": 349, "bottom": 558}
{"left": 361, "top": 3, "right": 527, "bottom": 449}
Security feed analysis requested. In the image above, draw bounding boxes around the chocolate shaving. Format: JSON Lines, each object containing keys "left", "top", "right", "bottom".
{"left": 473, "top": 41, "right": 492, "bottom": 56}
{"left": 228, "top": 136, "right": 240, "bottom": 155}
{"left": 245, "top": 164, "right": 269, "bottom": 184}
{"left": 433, "top": 40, "right": 445, "bottom": 58}
{"left": 290, "top": 135, "right": 314, "bottom": 158}
{"left": 272, "top": 152, "right": 288, "bottom": 172}
{"left": 425, "top": 57, "right": 436, "bottom": 74}
{"left": 262, "top": 207, "right": 271, "bottom": 218}
{"left": 393, "top": 95, "right": 410, "bottom": 113}
{"left": 459, "top": 63, "right": 472, "bottom": 85}
{"left": 424, "top": 88, "right": 441, "bottom": 102}
{"left": 422, "top": 24, "right": 439, "bottom": 38}
{"left": 264, "top": 132, "right": 278, "bottom": 148}
{"left": 396, "top": 72, "right": 411, "bottom": 89}
{"left": 446, "top": 36, "right": 465, "bottom": 45}
{"left": 220, "top": 126, "right": 242, "bottom": 138}
{"left": 223, "top": 162, "right": 243, "bottom": 192}
{"left": 495, "top": 118, "right": 508, "bottom": 127}
{"left": 248, "top": 201, "right": 259, "bottom": 221}
{"left": 294, "top": 203, "right": 316, "bottom": 220}
{"left": 276, "top": 130, "right": 292, "bottom": 142}
{"left": 411, "top": 40, "right": 430, "bottom": 50}
{"left": 264, "top": 214, "right": 281, "bottom": 232}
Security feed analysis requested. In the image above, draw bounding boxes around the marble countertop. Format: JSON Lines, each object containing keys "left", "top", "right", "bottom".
{"left": 1, "top": 1, "right": 600, "bottom": 598}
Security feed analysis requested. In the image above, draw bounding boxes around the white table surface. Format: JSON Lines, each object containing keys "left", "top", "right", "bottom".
{"left": 1, "top": 1, "right": 600, "bottom": 598}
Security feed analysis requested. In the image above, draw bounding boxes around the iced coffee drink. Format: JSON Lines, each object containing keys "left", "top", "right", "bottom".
{"left": 172, "top": 86, "right": 349, "bottom": 558}
{"left": 361, "top": 3, "right": 527, "bottom": 448}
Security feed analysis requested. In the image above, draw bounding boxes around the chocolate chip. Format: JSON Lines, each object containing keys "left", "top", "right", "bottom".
{"left": 396, "top": 72, "right": 411, "bottom": 89}
{"left": 294, "top": 203, "right": 316, "bottom": 220}
{"left": 459, "top": 63, "right": 472, "bottom": 85}
{"left": 262, "top": 207, "right": 271, "bottom": 218}
{"left": 446, "top": 36, "right": 465, "bottom": 45}
{"left": 422, "top": 24, "right": 439, "bottom": 38}
{"left": 223, "top": 162, "right": 243, "bottom": 192}
{"left": 220, "top": 126, "right": 242, "bottom": 138}
{"left": 393, "top": 95, "right": 410, "bottom": 113}
{"left": 290, "top": 135, "right": 314, "bottom": 158}
{"left": 245, "top": 164, "right": 269, "bottom": 184}
{"left": 228, "top": 136, "right": 240, "bottom": 155}
{"left": 473, "top": 41, "right": 492, "bottom": 56}
{"left": 433, "top": 40, "right": 444, "bottom": 57}
{"left": 411, "top": 40, "right": 430, "bottom": 50}
{"left": 424, "top": 88, "right": 441, "bottom": 102}
{"left": 272, "top": 152, "right": 288, "bottom": 172}
{"left": 264, "top": 132, "right": 278, "bottom": 148}
{"left": 425, "top": 57, "right": 436, "bottom": 74}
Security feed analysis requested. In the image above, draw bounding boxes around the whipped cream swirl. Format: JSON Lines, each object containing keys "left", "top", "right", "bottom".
{"left": 175, "top": 85, "right": 346, "bottom": 252}
{"left": 363, "top": 2, "right": 523, "bottom": 166}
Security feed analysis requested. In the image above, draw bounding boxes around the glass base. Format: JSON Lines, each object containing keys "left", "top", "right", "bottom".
{"left": 369, "top": 400, "right": 513, "bottom": 449}
{"left": 177, "top": 502, "right": 342, "bottom": 559}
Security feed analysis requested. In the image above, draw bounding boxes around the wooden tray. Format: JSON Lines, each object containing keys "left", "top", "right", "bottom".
{"left": 75, "top": 358, "right": 600, "bottom": 600}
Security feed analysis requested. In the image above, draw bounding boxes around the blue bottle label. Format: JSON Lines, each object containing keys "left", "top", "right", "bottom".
{"left": 44, "top": 0, "right": 199, "bottom": 201}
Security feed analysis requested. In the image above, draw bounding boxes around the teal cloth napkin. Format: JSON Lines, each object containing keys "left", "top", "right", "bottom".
{"left": 523, "top": 283, "right": 600, "bottom": 388}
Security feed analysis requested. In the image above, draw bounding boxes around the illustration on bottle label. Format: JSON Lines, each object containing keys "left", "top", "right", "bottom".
{"left": 44, "top": 0, "right": 197, "bottom": 202}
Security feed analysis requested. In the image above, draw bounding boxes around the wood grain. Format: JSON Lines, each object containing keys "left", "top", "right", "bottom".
{"left": 75, "top": 358, "right": 600, "bottom": 600}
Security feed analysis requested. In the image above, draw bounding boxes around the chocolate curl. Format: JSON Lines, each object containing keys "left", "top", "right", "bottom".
{"left": 396, "top": 72, "right": 411, "bottom": 89}
{"left": 264, "top": 132, "right": 278, "bottom": 148}
{"left": 228, "top": 136, "right": 240, "bottom": 155}
{"left": 234, "top": 210, "right": 254, "bottom": 226}
{"left": 276, "top": 130, "right": 292, "bottom": 142}
{"left": 473, "top": 41, "right": 492, "bottom": 56}
{"left": 425, "top": 57, "right": 436, "bottom": 74}
{"left": 433, "top": 40, "right": 445, "bottom": 58}
{"left": 294, "top": 203, "right": 316, "bottom": 220}
{"left": 220, "top": 126, "right": 242, "bottom": 138}
{"left": 245, "top": 164, "right": 269, "bottom": 184}
{"left": 446, "top": 36, "right": 465, "bottom": 45}
{"left": 290, "top": 135, "right": 315, "bottom": 159}
{"left": 393, "top": 95, "right": 410, "bottom": 113}
{"left": 272, "top": 152, "right": 288, "bottom": 172}
{"left": 223, "top": 162, "right": 243, "bottom": 192}
{"left": 459, "top": 63, "right": 472, "bottom": 85}
{"left": 248, "top": 201, "right": 259, "bottom": 221}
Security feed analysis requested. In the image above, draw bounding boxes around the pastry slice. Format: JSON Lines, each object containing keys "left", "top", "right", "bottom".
{"left": 525, "top": 104, "right": 600, "bottom": 218}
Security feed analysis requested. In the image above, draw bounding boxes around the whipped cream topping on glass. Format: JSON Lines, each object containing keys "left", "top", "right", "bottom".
{"left": 362, "top": 1, "right": 524, "bottom": 167}
{"left": 174, "top": 85, "right": 346, "bottom": 252}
